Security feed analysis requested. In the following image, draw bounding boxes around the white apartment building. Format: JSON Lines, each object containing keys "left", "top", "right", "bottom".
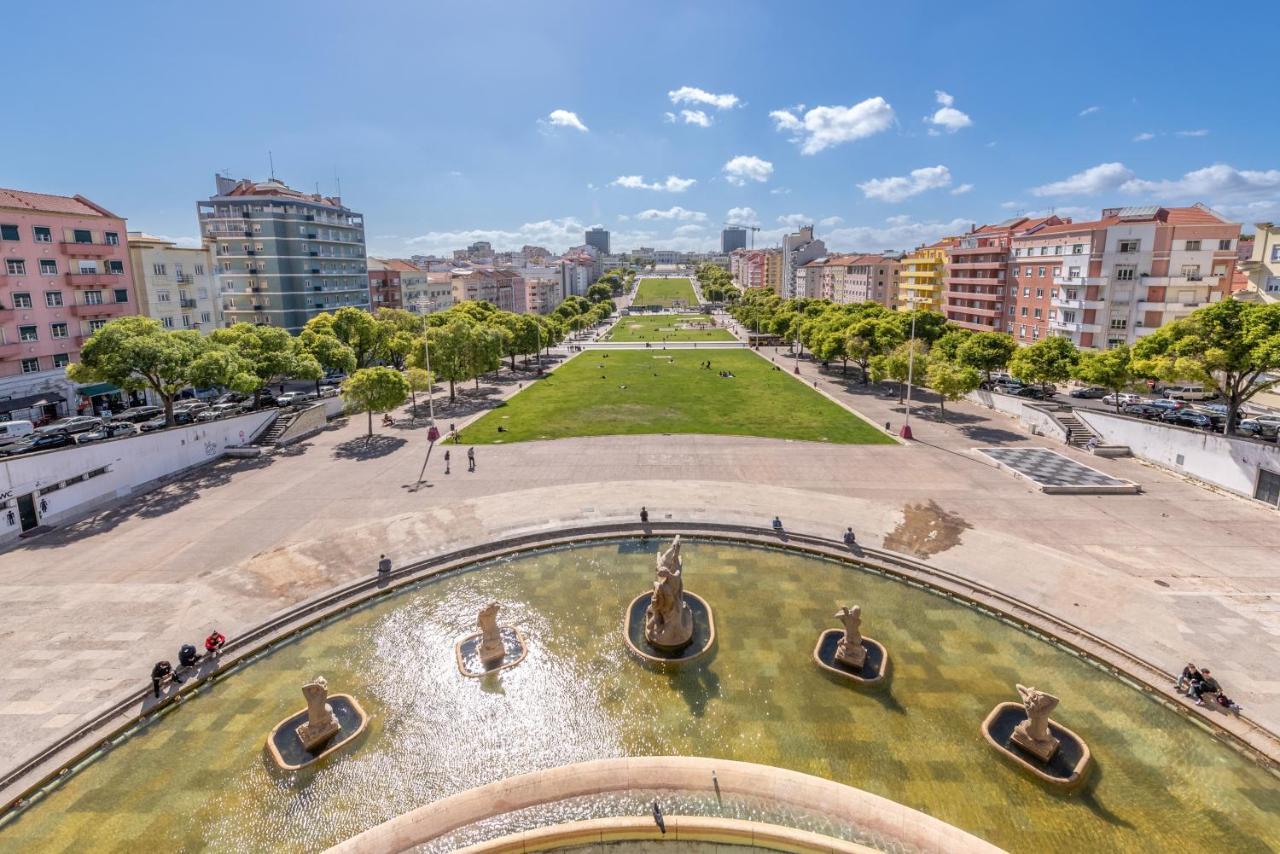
{"left": 782, "top": 226, "right": 825, "bottom": 299}
{"left": 127, "top": 233, "right": 220, "bottom": 332}
{"left": 403, "top": 270, "right": 454, "bottom": 315}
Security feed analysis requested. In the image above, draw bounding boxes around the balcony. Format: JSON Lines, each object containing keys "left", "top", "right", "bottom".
{"left": 948, "top": 259, "right": 1006, "bottom": 270}
{"left": 65, "top": 272, "right": 120, "bottom": 287}
{"left": 175, "top": 274, "right": 195, "bottom": 284}
{"left": 180, "top": 298, "right": 198, "bottom": 309}
{"left": 1050, "top": 319, "right": 1082, "bottom": 333}
{"left": 1052, "top": 297, "right": 1084, "bottom": 310}
{"left": 943, "top": 289, "right": 1002, "bottom": 302}
{"left": 71, "top": 301, "right": 128, "bottom": 318}
{"left": 1053, "top": 275, "right": 1085, "bottom": 287}
{"left": 947, "top": 275, "right": 1004, "bottom": 286}
{"left": 61, "top": 241, "right": 117, "bottom": 258}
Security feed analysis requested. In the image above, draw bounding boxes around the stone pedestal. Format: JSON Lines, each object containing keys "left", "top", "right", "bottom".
{"left": 296, "top": 710, "right": 341, "bottom": 753}
{"left": 835, "top": 635, "right": 867, "bottom": 669}
{"left": 1010, "top": 721, "right": 1060, "bottom": 762}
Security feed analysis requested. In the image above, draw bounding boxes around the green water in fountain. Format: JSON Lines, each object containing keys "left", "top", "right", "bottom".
{"left": 2, "top": 540, "right": 1276, "bottom": 852}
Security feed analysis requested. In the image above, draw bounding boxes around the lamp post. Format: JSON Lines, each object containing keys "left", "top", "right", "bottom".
{"left": 901, "top": 298, "right": 918, "bottom": 441}
{"left": 415, "top": 314, "right": 440, "bottom": 486}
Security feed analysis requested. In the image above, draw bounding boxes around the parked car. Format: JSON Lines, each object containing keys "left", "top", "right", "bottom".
{"left": 114, "top": 405, "right": 164, "bottom": 423}
{"left": 1012, "top": 386, "right": 1055, "bottom": 400}
{"left": 0, "top": 432, "right": 77, "bottom": 455}
{"left": 174, "top": 401, "right": 208, "bottom": 416}
{"left": 1161, "top": 409, "right": 1221, "bottom": 431}
{"left": 1070, "top": 386, "right": 1108, "bottom": 399}
{"left": 215, "top": 392, "right": 248, "bottom": 406}
{"left": 277, "top": 391, "right": 317, "bottom": 407}
{"left": 1163, "top": 384, "right": 1218, "bottom": 401}
{"left": 35, "top": 415, "right": 102, "bottom": 436}
{"left": 1121, "top": 402, "right": 1167, "bottom": 420}
{"left": 0, "top": 420, "right": 35, "bottom": 446}
{"left": 1101, "top": 392, "right": 1142, "bottom": 406}
{"left": 1147, "top": 399, "right": 1188, "bottom": 413}
{"left": 198, "top": 403, "right": 243, "bottom": 421}
{"left": 76, "top": 421, "right": 140, "bottom": 444}
{"left": 139, "top": 415, "right": 169, "bottom": 432}
{"left": 317, "top": 385, "right": 339, "bottom": 398}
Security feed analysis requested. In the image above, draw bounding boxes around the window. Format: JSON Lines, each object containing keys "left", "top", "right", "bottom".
{"left": 1008, "top": 306, "right": 1016, "bottom": 316}
{"left": 113, "top": 289, "right": 129, "bottom": 303}
{"left": 194, "top": 263, "right": 204, "bottom": 275}
{"left": 84, "top": 290, "right": 103, "bottom": 305}
{"left": 1181, "top": 265, "right": 1202, "bottom": 280}
{"left": 1118, "top": 239, "right": 1140, "bottom": 253}
{"left": 1068, "top": 266, "right": 1080, "bottom": 278}
{"left": 45, "top": 291, "right": 63, "bottom": 307}
{"left": 50, "top": 322, "right": 68, "bottom": 339}
{"left": 200, "top": 311, "right": 212, "bottom": 323}
{"left": 1033, "top": 308, "right": 1042, "bottom": 319}
{"left": 1054, "top": 245, "right": 1063, "bottom": 255}
{"left": 13, "top": 292, "right": 32, "bottom": 308}
{"left": 107, "top": 260, "right": 123, "bottom": 274}
{"left": 73, "top": 229, "right": 92, "bottom": 244}
{"left": 1020, "top": 306, "right": 1028, "bottom": 317}
{"left": 52, "top": 353, "right": 69, "bottom": 368}
{"left": 1022, "top": 287, "right": 1030, "bottom": 297}
{"left": 18, "top": 325, "right": 38, "bottom": 341}
{"left": 181, "top": 315, "right": 192, "bottom": 328}
{"left": 38, "top": 259, "right": 57, "bottom": 275}
{"left": 32, "top": 226, "right": 51, "bottom": 243}
{"left": 152, "top": 263, "right": 167, "bottom": 276}
{"left": 1218, "top": 239, "right": 1233, "bottom": 251}
{"left": 1035, "top": 288, "right": 1044, "bottom": 298}
{"left": 1110, "top": 318, "right": 1128, "bottom": 330}
{"left": 21, "top": 358, "right": 40, "bottom": 374}
{"left": 1273, "top": 246, "right": 1280, "bottom": 262}
{"left": 1184, "top": 240, "right": 1201, "bottom": 251}
{"left": 1072, "top": 243, "right": 1084, "bottom": 254}
{"left": 157, "top": 289, "right": 171, "bottom": 302}
{"left": 88, "top": 319, "right": 107, "bottom": 332}
{"left": 1038, "top": 267, "right": 1046, "bottom": 277}
{"left": 1115, "top": 266, "right": 1136, "bottom": 281}
{"left": 6, "top": 259, "right": 26, "bottom": 275}
{"left": 1013, "top": 248, "right": 1022, "bottom": 257}
{"left": 1031, "top": 327, "right": 1040, "bottom": 339}
{"left": 1062, "top": 310, "right": 1076, "bottom": 323}
{"left": 1019, "top": 325, "right": 1027, "bottom": 338}
{"left": 161, "top": 316, "right": 175, "bottom": 328}
{"left": 105, "top": 232, "right": 119, "bottom": 246}
{"left": 0, "top": 224, "right": 18, "bottom": 241}
{"left": 1039, "top": 246, "right": 1048, "bottom": 256}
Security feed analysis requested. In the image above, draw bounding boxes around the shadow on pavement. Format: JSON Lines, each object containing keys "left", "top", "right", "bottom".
{"left": 333, "top": 434, "right": 408, "bottom": 460}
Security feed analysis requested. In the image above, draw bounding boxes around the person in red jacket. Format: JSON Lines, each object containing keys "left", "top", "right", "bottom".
{"left": 204, "top": 630, "right": 226, "bottom": 657}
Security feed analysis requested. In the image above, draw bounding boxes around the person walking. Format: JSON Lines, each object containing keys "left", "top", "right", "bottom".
{"left": 377, "top": 554, "right": 392, "bottom": 576}
{"left": 467, "top": 447, "right": 476, "bottom": 472}
{"left": 444, "top": 449, "right": 451, "bottom": 475}
{"left": 151, "top": 660, "right": 174, "bottom": 698}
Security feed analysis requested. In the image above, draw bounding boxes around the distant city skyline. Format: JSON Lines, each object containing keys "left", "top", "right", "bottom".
{"left": 2, "top": 1, "right": 1276, "bottom": 260}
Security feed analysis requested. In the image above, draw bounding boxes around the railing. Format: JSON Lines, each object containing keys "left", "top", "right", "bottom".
{"left": 1052, "top": 297, "right": 1084, "bottom": 309}
{"left": 179, "top": 299, "right": 198, "bottom": 309}
{"left": 1050, "top": 319, "right": 1082, "bottom": 332}
{"left": 174, "top": 274, "right": 195, "bottom": 284}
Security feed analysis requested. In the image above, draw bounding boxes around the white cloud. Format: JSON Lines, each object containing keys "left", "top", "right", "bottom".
{"left": 819, "top": 216, "right": 844, "bottom": 228}
{"left": 636, "top": 206, "right": 707, "bottom": 222}
{"left": 723, "top": 155, "right": 774, "bottom": 186}
{"left": 610, "top": 174, "right": 697, "bottom": 192}
{"left": 777, "top": 213, "right": 811, "bottom": 228}
{"left": 405, "top": 217, "right": 592, "bottom": 256}
{"left": 769, "top": 187, "right": 791, "bottom": 195}
{"left": 824, "top": 216, "right": 975, "bottom": 253}
{"left": 668, "top": 86, "right": 739, "bottom": 110}
{"left": 1133, "top": 132, "right": 1156, "bottom": 142}
{"left": 148, "top": 233, "right": 201, "bottom": 249}
{"left": 1176, "top": 128, "right": 1210, "bottom": 137}
{"left": 926, "top": 91, "right": 972, "bottom": 133}
{"left": 726, "top": 207, "right": 760, "bottom": 226}
{"left": 1031, "top": 162, "right": 1135, "bottom": 196}
{"left": 673, "top": 224, "right": 705, "bottom": 236}
{"left": 950, "top": 183, "right": 974, "bottom": 195}
{"left": 1078, "top": 106, "right": 1102, "bottom": 117}
{"left": 858, "top": 165, "right": 953, "bottom": 202}
{"left": 663, "top": 112, "right": 676, "bottom": 123}
{"left": 545, "top": 109, "right": 588, "bottom": 132}
{"left": 770, "top": 97, "right": 896, "bottom": 154}
{"left": 680, "top": 109, "right": 712, "bottom": 127}
{"left": 1000, "top": 201, "right": 1022, "bottom": 210}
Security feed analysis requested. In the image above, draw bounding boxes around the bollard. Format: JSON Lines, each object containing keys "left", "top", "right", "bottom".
{"left": 885, "top": 421, "right": 891, "bottom": 431}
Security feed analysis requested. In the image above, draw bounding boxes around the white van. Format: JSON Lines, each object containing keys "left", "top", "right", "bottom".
{"left": 1163, "top": 384, "right": 1216, "bottom": 401}
{"left": 0, "top": 420, "right": 34, "bottom": 446}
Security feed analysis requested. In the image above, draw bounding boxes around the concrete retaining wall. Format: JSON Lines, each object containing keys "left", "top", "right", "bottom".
{"left": 0, "top": 410, "right": 276, "bottom": 542}
{"left": 1075, "top": 410, "right": 1280, "bottom": 502}
{"left": 966, "top": 390, "right": 1068, "bottom": 442}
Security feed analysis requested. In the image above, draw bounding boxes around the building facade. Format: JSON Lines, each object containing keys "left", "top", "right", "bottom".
{"left": 782, "top": 226, "right": 825, "bottom": 299}
{"left": 197, "top": 175, "right": 369, "bottom": 332}
{"left": 721, "top": 227, "right": 747, "bottom": 254}
{"left": 404, "top": 270, "right": 454, "bottom": 315}
{"left": 897, "top": 240, "right": 952, "bottom": 312}
{"left": 944, "top": 217, "right": 1061, "bottom": 332}
{"left": 367, "top": 258, "right": 404, "bottom": 311}
{"left": 838, "top": 255, "right": 899, "bottom": 307}
{"left": 127, "top": 233, "right": 220, "bottom": 333}
{"left": 1238, "top": 222, "right": 1280, "bottom": 304}
{"left": 0, "top": 188, "right": 136, "bottom": 422}
{"left": 585, "top": 228, "right": 610, "bottom": 256}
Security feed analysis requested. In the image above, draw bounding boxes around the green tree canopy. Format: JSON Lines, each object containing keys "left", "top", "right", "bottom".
{"left": 1008, "top": 335, "right": 1079, "bottom": 392}
{"left": 68, "top": 316, "right": 206, "bottom": 424}
{"left": 925, "top": 359, "right": 981, "bottom": 418}
{"left": 956, "top": 331, "right": 1018, "bottom": 382}
{"left": 1072, "top": 344, "right": 1137, "bottom": 411}
{"left": 586, "top": 283, "right": 613, "bottom": 303}
{"left": 873, "top": 339, "right": 930, "bottom": 403}
{"left": 341, "top": 366, "right": 409, "bottom": 437}
{"left": 207, "top": 323, "right": 307, "bottom": 387}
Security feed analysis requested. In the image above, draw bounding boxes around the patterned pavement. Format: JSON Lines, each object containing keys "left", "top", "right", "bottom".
{"left": 977, "top": 447, "right": 1137, "bottom": 491}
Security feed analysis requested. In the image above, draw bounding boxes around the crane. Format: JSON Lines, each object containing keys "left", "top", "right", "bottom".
{"left": 724, "top": 222, "right": 761, "bottom": 249}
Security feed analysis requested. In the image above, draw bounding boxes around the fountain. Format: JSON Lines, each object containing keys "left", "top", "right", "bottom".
{"left": 624, "top": 536, "right": 715, "bottom": 665}
{"left": 266, "top": 676, "right": 369, "bottom": 771}
{"left": 813, "top": 604, "right": 888, "bottom": 685}
{"left": 982, "top": 683, "right": 1092, "bottom": 787}
{"left": 455, "top": 602, "right": 527, "bottom": 676}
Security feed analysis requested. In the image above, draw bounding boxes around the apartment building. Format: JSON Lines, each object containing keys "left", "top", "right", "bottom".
{"left": 451, "top": 268, "right": 516, "bottom": 311}
{"left": 944, "top": 216, "right": 1062, "bottom": 332}
{"left": 560, "top": 251, "right": 597, "bottom": 297}
{"left": 0, "top": 188, "right": 136, "bottom": 422}
{"left": 404, "top": 270, "right": 454, "bottom": 315}
{"left": 517, "top": 266, "right": 564, "bottom": 315}
{"left": 127, "top": 233, "right": 220, "bottom": 334}
{"left": 367, "top": 258, "right": 405, "bottom": 311}
{"left": 897, "top": 239, "right": 952, "bottom": 312}
{"left": 1010, "top": 220, "right": 1107, "bottom": 344}
{"left": 782, "top": 226, "right": 825, "bottom": 299}
{"left": 796, "top": 256, "right": 829, "bottom": 299}
{"left": 197, "top": 175, "right": 369, "bottom": 332}
{"left": 1239, "top": 222, "right": 1280, "bottom": 304}
{"left": 838, "top": 255, "right": 899, "bottom": 307}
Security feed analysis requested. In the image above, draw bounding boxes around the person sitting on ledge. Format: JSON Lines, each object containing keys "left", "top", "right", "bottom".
{"left": 178, "top": 643, "right": 203, "bottom": 672}
{"left": 1175, "top": 662, "right": 1201, "bottom": 693}
{"left": 843, "top": 527, "right": 857, "bottom": 546}
{"left": 1189, "top": 668, "right": 1221, "bottom": 706}
{"left": 1213, "top": 690, "right": 1243, "bottom": 713}
{"left": 204, "top": 630, "right": 226, "bottom": 657}
{"left": 772, "top": 516, "right": 783, "bottom": 531}
{"left": 382, "top": 413, "right": 394, "bottom": 426}
{"left": 151, "top": 660, "right": 174, "bottom": 698}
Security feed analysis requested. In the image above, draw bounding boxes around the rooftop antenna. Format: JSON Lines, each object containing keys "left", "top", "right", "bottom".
{"left": 335, "top": 168, "right": 342, "bottom": 199}
{"left": 268, "top": 150, "right": 276, "bottom": 181}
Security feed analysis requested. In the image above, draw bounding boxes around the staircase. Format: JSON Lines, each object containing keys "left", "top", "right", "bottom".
{"left": 252, "top": 412, "right": 290, "bottom": 446}
{"left": 1057, "top": 411, "right": 1099, "bottom": 447}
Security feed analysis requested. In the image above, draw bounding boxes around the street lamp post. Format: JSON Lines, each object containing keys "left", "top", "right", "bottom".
{"left": 415, "top": 318, "right": 441, "bottom": 486}
{"left": 901, "top": 299, "right": 918, "bottom": 441}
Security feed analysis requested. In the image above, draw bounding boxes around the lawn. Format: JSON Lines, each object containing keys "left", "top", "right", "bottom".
{"left": 632, "top": 277, "right": 699, "bottom": 308}
{"left": 463, "top": 349, "right": 894, "bottom": 444}
{"left": 606, "top": 314, "right": 736, "bottom": 343}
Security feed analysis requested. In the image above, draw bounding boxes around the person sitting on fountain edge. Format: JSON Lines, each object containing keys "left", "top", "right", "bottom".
{"left": 1174, "top": 662, "right": 1201, "bottom": 694}
{"left": 205, "top": 630, "right": 226, "bottom": 657}
{"left": 843, "top": 527, "right": 857, "bottom": 546}
{"left": 1189, "top": 668, "right": 1221, "bottom": 706}
{"left": 772, "top": 516, "right": 783, "bottom": 531}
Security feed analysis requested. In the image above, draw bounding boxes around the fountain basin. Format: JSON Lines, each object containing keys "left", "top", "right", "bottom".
{"left": 455, "top": 627, "right": 527, "bottom": 677}
{"left": 265, "top": 695, "right": 369, "bottom": 772}
{"left": 981, "top": 702, "right": 1092, "bottom": 788}
{"left": 812, "top": 630, "right": 888, "bottom": 687}
{"left": 623, "top": 591, "right": 715, "bottom": 666}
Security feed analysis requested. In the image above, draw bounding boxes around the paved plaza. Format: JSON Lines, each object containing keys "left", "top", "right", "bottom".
{"left": 1, "top": 343, "right": 1279, "bottom": 771}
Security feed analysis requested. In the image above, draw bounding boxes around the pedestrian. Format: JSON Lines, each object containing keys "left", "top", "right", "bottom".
{"left": 843, "top": 527, "right": 856, "bottom": 546}
{"left": 468, "top": 447, "right": 476, "bottom": 472}
{"left": 444, "top": 449, "right": 451, "bottom": 474}
{"left": 640, "top": 506, "right": 649, "bottom": 523}
{"left": 772, "top": 516, "right": 783, "bottom": 531}
{"left": 204, "top": 630, "right": 226, "bottom": 657}
{"left": 151, "top": 660, "right": 174, "bottom": 698}
{"left": 1190, "top": 669, "right": 1222, "bottom": 706}
{"left": 377, "top": 554, "right": 392, "bottom": 575}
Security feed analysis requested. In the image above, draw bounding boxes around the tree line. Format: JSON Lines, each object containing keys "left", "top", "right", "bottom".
{"left": 695, "top": 263, "right": 740, "bottom": 304}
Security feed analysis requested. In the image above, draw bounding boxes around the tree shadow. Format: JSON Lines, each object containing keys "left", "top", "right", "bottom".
{"left": 957, "top": 425, "right": 1026, "bottom": 444}
{"left": 332, "top": 434, "right": 407, "bottom": 460}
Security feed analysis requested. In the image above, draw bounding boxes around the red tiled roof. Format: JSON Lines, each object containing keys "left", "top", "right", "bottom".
{"left": 383, "top": 259, "right": 421, "bottom": 272}
{"left": 1165, "top": 205, "right": 1231, "bottom": 225}
{"left": 0, "top": 188, "right": 117, "bottom": 218}
{"left": 1014, "top": 218, "right": 1115, "bottom": 237}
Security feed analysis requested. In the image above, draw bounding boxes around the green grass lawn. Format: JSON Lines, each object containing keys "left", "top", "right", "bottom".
{"left": 632, "top": 277, "right": 698, "bottom": 307}
{"left": 463, "top": 349, "right": 893, "bottom": 444}
{"left": 606, "top": 314, "right": 736, "bottom": 342}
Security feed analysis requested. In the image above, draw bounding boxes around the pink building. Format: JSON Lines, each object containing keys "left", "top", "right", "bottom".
{"left": 0, "top": 189, "right": 135, "bottom": 422}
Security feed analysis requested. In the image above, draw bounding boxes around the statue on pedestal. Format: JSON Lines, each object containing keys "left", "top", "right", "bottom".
{"left": 834, "top": 605, "right": 866, "bottom": 669}
{"left": 476, "top": 602, "right": 506, "bottom": 667}
{"left": 1010, "top": 684, "right": 1061, "bottom": 761}
{"left": 295, "top": 676, "right": 341, "bottom": 753}
{"left": 644, "top": 536, "right": 694, "bottom": 651}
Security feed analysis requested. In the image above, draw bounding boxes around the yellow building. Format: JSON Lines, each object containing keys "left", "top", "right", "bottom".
{"left": 896, "top": 238, "right": 953, "bottom": 312}
{"left": 763, "top": 249, "right": 782, "bottom": 294}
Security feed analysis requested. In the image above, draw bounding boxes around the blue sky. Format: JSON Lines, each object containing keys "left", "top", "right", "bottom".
{"left": 4, "top": 1, "right": 1277, "bottom": 257}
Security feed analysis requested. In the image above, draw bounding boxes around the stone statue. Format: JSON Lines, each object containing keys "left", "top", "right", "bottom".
{"left": 644, "top": 537, "right": 694, "bottom": 650}
{"left": 834, "top": 605, "right": 866, "bottom": 668}
{"left": 1011, "top": 683, "right": 1061, "bottom": 761}
{"left": 295, "top": 676, "right": 341, "bottom": 753}
{"left": 476, "top": 602, "right": 506, "bottom": 666}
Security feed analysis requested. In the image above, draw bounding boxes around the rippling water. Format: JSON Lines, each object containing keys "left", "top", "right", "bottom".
{"left": 2, "top": 540, "right": 1277, "bottom": 853}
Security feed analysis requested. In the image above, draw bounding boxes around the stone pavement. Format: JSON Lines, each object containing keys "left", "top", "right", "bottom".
{"left": 1, "top": 349, "right": 1278, "bottom": 769}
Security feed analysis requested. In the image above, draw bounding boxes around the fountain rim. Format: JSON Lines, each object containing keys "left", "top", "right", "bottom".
{"left": 623, "top": 589, "right": 717, "bottom": 665}
{"left": 2, "top": 521, "right": 1277, "bottom": 817}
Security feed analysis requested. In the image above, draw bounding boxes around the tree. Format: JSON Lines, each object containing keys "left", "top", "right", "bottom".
{"left": 417, "top": 319, "right": 471, "bottom": 402}
{"left": 341, "top": 367, "right": 408, "bottom": 437}
{"left": 874, "top": 339, "right": 930, "bottom": 403}
{"left": 298, "top": 325, "right": 357, "bottom": 389}
{"left": 1008, "top": 335, "right": 1079, "bottom": 393}
{"left": 956, "top": 331, "right": 1017, "bottom": 383}
{"left": 207, "top": 323, "right": 308, "bottom": 389}
{"left": 1133, "top": 301, "right": 1280, "bottom": 434}
{"left": 925, "top": 359, "right": 981, "bottom": 418}
{"left": 1072, "top": 344, "right": 1137, "bottom": 412}
{"left": 843, "top": 312, "right": 902, "bottom": 384}
{"left": 69, "top": 316, "right": 206, "bottom": 425}
{"left": 404, "top": 367, "right": 434, "bottom": 418}
{"left": 931, "top": 328, "right": 972, "bottom": 362}
{"left": 327, "top": 306, "right": 384, "bottom": 368}
{"left": 586, "top": 283, "right": 613, "bottom": 303}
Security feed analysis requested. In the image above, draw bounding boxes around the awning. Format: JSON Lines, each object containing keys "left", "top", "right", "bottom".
{"left": 0, "top": 393, "right": 54, "bottom": 413}
{"left": 76, "top": 383, "right": 120, "bottom": 397}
